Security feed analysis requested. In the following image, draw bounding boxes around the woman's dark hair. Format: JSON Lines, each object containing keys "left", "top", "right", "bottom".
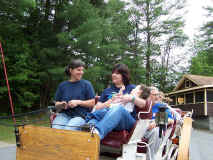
{"left": 139, "top": 84, "right": 151, "bottom": 99}
{"left": 65, "top": 59, "right": 85, "bottom": 76}
{"left": 112, "top": 63, "right": 130, "bottom": 86}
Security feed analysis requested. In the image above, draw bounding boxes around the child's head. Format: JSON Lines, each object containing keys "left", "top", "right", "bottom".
{"left": 139, "top": 84, "right": 151, "bottom": 99}
{"left": 158, "top": 91, "right": 165, "bottom": 102}
{"left": 131, "top": 84, "right": 150, "bottom": 99}
{"left": 158, "top": 91, "right": 172, "bottom": 103}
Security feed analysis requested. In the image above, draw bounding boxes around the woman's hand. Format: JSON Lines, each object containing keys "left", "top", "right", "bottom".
{"left": 55, "top": 101, "right": 68, "bottom": 110}
{"left": 119, "top": 85, "right": 125, "bottom": 94}
{"left": 104, "top": 99, "right": 113, "bottom": 107}
{"left": 119, "top": 94, "right": 132, "bottom": 104}
{"left": 68, "top": 100, "right": 81, "bottom": 108}
{"left": 111, "top": 94, "right": 122, "bottom": 103}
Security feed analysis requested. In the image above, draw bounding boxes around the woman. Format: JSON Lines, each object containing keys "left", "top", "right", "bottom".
{"left": 52, "top": 59, "right": 95, "bottom": 130}
{"left": 85, "top": 63, "right": 147, "bottom": 139}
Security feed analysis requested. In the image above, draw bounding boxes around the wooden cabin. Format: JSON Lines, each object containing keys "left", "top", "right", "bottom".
{"left": 167, "top": 74, "right": 213, "bottom": 117}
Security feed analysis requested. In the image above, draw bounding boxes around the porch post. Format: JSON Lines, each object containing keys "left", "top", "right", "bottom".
{"left": 204, "top": 88, "right": 207, "bottom": 116}
{"left": 193, "top": 91, "right": 195, "bottom": 104}
{"left": 184, "top": 93, "right": 186, "bottom": 104}
{"left": 209, "top": 116, "right": 213, "bottom": 131}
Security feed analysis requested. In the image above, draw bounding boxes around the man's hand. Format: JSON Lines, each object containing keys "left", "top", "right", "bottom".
{"left": 148, "top": 122, "right": 156, "bottom": 130}
{"left": 168, "top": 119, "right": 174, "bottom": 125}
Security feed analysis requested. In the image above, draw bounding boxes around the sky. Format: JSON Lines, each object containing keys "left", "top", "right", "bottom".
{"left": 104, "top": 0, "right": 213, "bottom": 39}
{"left": 176, "top": 0, "right": 213, "bottom": 68}
{"left": 184, "top": 0, "right": 213, "bottom": 39}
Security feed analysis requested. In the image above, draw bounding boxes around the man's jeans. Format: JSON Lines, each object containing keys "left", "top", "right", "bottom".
{"left": 52, "top": 113, "right": 85, "bottom": 130}
{"left": 86, "top": 105, "right": 136, "bottom": 140}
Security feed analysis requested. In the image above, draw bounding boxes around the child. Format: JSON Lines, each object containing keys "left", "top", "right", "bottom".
{"left": 109, "top": 84, "right": 150, "bottom": 112}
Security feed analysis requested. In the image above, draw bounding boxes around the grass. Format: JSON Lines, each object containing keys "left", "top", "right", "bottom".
{"left": 0, "top": 119, "right": 16, "bottom": 143}
{"left": 0, "top": 113, "right": 51, "bottom": 144}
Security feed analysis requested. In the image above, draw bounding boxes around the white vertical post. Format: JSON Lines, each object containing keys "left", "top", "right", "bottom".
{"left": 122, "top": 144, "right": 137, "bottom": 160}
{"left": 193, "top": 91, "right": 195, "bottom": 104}
{"left": 204, "top": 89, "right": 207, "bottom": 116}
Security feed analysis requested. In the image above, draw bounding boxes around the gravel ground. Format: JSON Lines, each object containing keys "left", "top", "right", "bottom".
{"left": 189, "top": 128, "right": 213, "bottom": 160}
{"left": 1, "top": 128, "right": 213, "bottom": 160}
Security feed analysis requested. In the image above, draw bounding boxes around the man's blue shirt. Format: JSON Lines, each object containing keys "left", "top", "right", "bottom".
{"left": 152, "top": 103, "right": 174, "bottom": 120}
{"left": 54, "top": 79, "right": 95, "bottom": 118}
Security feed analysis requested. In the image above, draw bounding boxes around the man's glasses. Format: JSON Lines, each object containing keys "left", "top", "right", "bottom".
{"left": 151, "top": 93, "right": 159, "bottom": 96}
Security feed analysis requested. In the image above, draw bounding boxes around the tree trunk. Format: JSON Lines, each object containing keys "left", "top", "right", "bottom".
{"left": 145, "top": 2, "right": 151, "bottom": 86}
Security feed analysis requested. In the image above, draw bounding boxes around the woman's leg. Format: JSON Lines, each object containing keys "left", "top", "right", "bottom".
{"left": 95, "top": 105, "right": 136, "bottom": 139}
{"left": 52, "top": 113, "right": 70, "bottom": 129}
{"left": 85, "top": 108, "right": 109, "bottom": 122}
{"left": 65, "top": 116, "right": 86, "bottom": 131}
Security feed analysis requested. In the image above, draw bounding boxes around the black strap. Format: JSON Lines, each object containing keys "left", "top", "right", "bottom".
{"left": 0, "top": 106, "right": 55, "bottom": 120}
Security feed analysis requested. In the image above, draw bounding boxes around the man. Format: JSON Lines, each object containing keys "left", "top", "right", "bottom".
{"left": 143, "top": 87, "right": 175, "bottom": 160}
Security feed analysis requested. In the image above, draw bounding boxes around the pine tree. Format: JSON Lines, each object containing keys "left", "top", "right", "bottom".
{"left": 130, "top": 0, "right": 188, "bottom": 90}
{"left": 189, "top": 6, "right": 213, "bottom": 77}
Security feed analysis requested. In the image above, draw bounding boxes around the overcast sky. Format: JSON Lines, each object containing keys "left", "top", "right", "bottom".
{"left": 184, "top": 0, "right": 213, "bottom": 39}
{"left": 109, "top": 0, "right": 213, "bottom": 39}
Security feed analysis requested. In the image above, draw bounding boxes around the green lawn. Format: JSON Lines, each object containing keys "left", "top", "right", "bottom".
{"left": 0, "top": 119, "right": 16, "bottom": 143}
{"left": 0, "top": 114, "right": 50, "bottom": 143}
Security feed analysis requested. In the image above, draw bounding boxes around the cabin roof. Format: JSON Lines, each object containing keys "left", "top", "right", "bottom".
{"left": 168, "top": 84, "right": 213, "bottom": 95}
{"left": 174, "top": 74, "right": 213, "bottom": 91}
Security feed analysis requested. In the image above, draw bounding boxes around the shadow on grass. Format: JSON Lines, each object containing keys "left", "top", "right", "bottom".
{"left": 0, "top": 113, "right": 51, "bottom": 143}
{"left": 0, "top": 120, "right": 15, "bottom": 143}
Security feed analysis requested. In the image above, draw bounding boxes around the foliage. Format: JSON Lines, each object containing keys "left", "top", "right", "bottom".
{"left": 189, "top": 6, "right": 213, "bottom": 77}
{"left": 0, "top": 0, "right": 190, "bottom": 114}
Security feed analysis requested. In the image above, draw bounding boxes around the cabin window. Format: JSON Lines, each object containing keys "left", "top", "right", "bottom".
{"left": 185, "top": 93, "right": 194, "bottom": 104}
{"left": 207, "top": 90, "right": 213, "bottom": 102}
{"left": 195, "top": 91, "right": 204, "bottom": 103}
{"left": 177, "top": 95, "right": 184, "bottom": 104}
{"left": 169, "top": 96, "right": 176, "bottom": 105}
{"left": 185, "top": 80, "right": 191, "bottom": 88}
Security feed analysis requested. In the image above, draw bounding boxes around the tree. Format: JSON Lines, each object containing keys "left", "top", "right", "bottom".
{"left": 0, "top": 0, "right": 38, "bottom": 113}
{"left": 0, "top": 0, "right": 190, "bottom": 114}
{"left": 189, "top": 6, "right": 213, "bottom": 77}
{"left": 58, "top": 0, "right": 136, "bottom": 93}
{"left": 130, "top": 0, "right": 188, "bottom": 90}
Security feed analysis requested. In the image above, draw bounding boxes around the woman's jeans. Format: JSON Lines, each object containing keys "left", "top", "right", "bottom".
{"left": 86, "top": 105, "right": 136, "bottom": 140}
{"left": 52, "top": 113, "right": 85, "bottom": 130}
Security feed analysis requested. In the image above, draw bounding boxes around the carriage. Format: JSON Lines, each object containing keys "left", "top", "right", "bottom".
{"left": 1, "top": 42, "right": 192, "bottom": 160}
{"left": 15, "top": 99, "right": 192, "bottom": 160}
